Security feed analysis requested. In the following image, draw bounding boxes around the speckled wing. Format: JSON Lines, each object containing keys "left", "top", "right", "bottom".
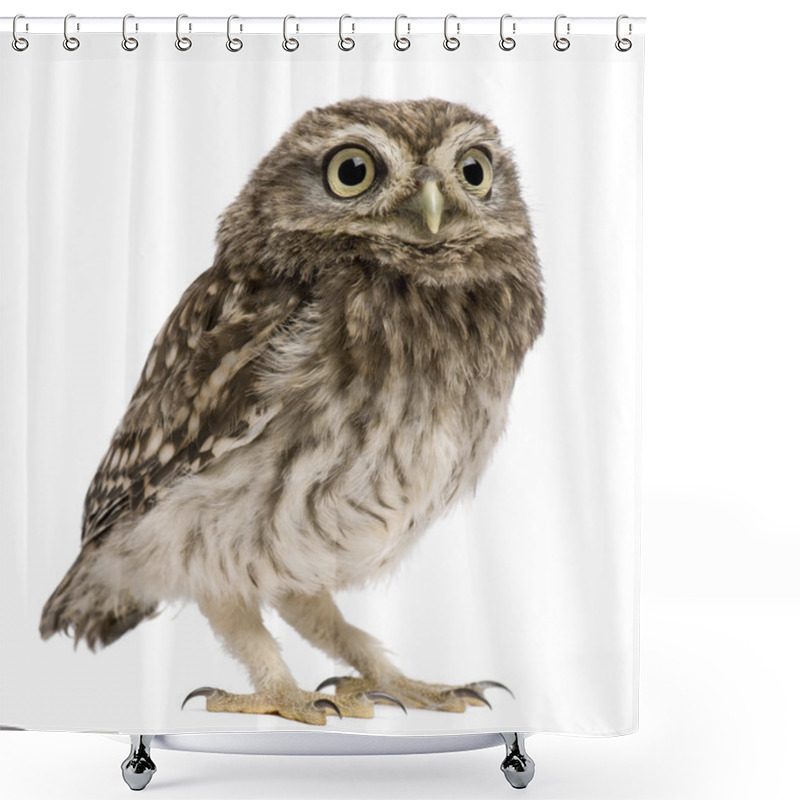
{"left": 81, "top": 266, "right": 304, "bottom": 546}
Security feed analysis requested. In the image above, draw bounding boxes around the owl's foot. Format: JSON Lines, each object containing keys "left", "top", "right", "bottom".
{"left": 315, "top": 675, "right": 513, "bottom": 713}
{"left": 181, "top": 684, "right": 405, "bottom": 725}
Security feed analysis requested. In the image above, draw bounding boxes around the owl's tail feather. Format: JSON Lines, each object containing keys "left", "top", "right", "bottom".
{"left": 39, "top": 542, "right": 159, "bottom": 652}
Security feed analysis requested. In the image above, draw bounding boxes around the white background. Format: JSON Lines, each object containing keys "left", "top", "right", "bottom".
{"left": 1, "top": 0, "right": 798, "bottom": 799}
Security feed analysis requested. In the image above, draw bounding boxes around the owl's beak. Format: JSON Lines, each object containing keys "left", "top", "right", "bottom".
{"left": 410, "top": 180, "right": 445, "bottom": 235}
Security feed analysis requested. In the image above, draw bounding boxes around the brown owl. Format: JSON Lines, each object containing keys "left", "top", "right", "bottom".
{"left": 40, "top": 97, "right": 545, "bottom": 725}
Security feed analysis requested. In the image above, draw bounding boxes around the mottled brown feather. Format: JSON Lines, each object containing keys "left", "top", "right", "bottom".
{"left": 81, "top": 268, "right": 306, "bottom": 544}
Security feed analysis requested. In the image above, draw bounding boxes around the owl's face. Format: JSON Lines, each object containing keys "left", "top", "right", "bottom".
{"left": 225, "top": 98, "right": 533, "bottom": 286}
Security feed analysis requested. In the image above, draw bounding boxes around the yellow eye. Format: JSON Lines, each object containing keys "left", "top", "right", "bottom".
{"left": 458, "top": 148, "right": 493, "bottom": 198}
{"left": 325, "top": 146, "right": 376, "bottom": 198}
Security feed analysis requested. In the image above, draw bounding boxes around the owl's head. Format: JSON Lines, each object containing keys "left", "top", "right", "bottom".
{"left": 217, "top": 97, "right": 534, "bottom": 287}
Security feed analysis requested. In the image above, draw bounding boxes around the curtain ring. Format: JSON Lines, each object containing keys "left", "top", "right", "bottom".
{"left": 443, "top": 14, "right": 460, "bottom": 51}
{"left": 499, "top": 14, "right": 516, "bottom": 51}
{"left": 615, "top": 15, "right": 632, "bottom": 52}
{"left": 338, "top": 14, "right": 355, "bottom": 51}
{"left": 12, "top": 14, "right": 29, "bottom": 52}
{"left": 226, "top": 15, "right": 243, "bottom": 51}
{"left": 175, "top": 14, "right": 192, "bottom": 51}
{"left": 283, "top": 15, "right": 299, "bottom": 51}
{"left": 394, "top": 14, "right": 410, "bottom": 51}
{"left": 553, "top": 14, "right": 570, "bottom": 52}
{"left": 122, "top": 14, "right": 139, "bottom": 51}
{"left": 63, "top": 13, "right": 80, "bottom": 51}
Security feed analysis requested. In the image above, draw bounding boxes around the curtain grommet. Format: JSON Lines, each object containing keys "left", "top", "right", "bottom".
{"left": 443, "top": 14, "right": 460, "bottom": 51}
{"left": 338, "top": 14, "right": 355, "bottom": 51}
{"left": 499, "top": 14, "right": 516, "bottom": 51}
{"left": 12, "top": 14, "right": 29, "bottom": 51}
{"left": 121, "top": 14, "right": 139, "bottom": 51}
{"left": 175, "top": 14, "right": 192, "bottom": 51}
{"left": 553, "top": 14, "right": 570, "bottom": 52}
{"left": 226, "top": 15, "right": 243, "bottom": 52}
{"left": 394, "top": 15, "right": 411, "bottom": 51}
{"left": 63, "top": 13, "right": 80, "bottom": 51}
{"left": 282, "top": 15, "right": 299, "bottom": 52}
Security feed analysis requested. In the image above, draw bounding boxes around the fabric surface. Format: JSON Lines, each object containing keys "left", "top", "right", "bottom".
{"left": 0, "top": 29, "right": 643, "bottom": 736}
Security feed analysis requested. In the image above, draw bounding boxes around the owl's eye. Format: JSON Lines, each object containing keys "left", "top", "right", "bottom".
{"left": 325, "top": 147, "right": 377, "bottom": 198}
{"left": 458, "top": 148, "right": 493, "bottom": 198}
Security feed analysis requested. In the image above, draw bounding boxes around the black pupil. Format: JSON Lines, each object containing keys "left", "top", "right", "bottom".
{"left": 338, "top": 156, "right": 367, "bottom": 186}
{"left": 462, "top": 157, "right": 484, "bottom": 186}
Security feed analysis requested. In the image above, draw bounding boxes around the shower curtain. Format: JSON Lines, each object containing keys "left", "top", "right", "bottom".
{"left": 0, "top": 17, "right": 643, "bottom": 739}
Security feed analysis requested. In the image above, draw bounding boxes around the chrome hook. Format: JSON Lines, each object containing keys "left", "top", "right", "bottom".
{"left": 63, "top": 13, "right": 80, "bottom": 51}
{"left": 394, "top": 14, "right": 410, "bottom": 51}
{"left": 615, "top": 15, "right": 632, "bottom": 51}
{"left": 443, "top": 14, "right": 460, "bottom": 51}
{"left": 553, "top": 14, "right": 570, "bottom": 52}
{"left": 226, "top": 15, "right": 243, "bottom": 51}
{"left": 338, "top": 14, "right": 355, "bottom": 51}
{"left": 283, "top": 15, "right": 299, "bottom": 52}
{"left": 122, "top": 14, "right": 138, "bottom": 51}
{"left": 499, "top": 14, "right": 516, "bottom": 51}
{"left": 175, "top": 14, "right": 192, "bottom": 51}
{"left": 12, "top": 14, "right": 29, "bottom": 51}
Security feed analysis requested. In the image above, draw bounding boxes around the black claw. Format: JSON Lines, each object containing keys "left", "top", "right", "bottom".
{"left": 314, "top": 676, "right": 343, "bottom": 692}
{"left": 455, "top": 687, "right": 492, "bottom": 709}
{"left": 364, "top": 691, "right": 408, "bottom": 714}
{"left": 314, "top": 698, "right": 343, "bottom": 719}
{"left": 181, "top": 686, "right": 218, "bottom": 710}
{"left": 475, "top": 680, "right": 515, "bottom": 699}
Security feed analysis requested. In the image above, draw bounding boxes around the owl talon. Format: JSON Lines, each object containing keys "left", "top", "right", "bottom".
{"left": 314, "top": 676, "right": 343, "bottom": 692}
{"left": 364, "top": 690, "right": 408, "bottom": 714}
{"left": 313, "top": 698, "right": 342, "bottom": 719}
{"left": 473, "top": 680, "right": 515, "bottom": 699}
{"left": 180, "top": 686, "right": 219, "bottom": 710}
{"left": 455, "top": 687, "right": 491, "bottom": 709}
{"left": 311, "top": 674, "right": 512, "bottom": 714}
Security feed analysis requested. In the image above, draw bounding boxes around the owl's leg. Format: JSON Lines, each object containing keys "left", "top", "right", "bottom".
{"left": 278, "top": 590, "right": 512, "bottom": 714}
{"left": 181, "top": 596, "right": 379, "bottom": 724}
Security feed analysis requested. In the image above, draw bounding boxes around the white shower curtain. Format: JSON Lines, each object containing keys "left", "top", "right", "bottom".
{"left": 0, "top": 19, "right": 643, "bottom": 738}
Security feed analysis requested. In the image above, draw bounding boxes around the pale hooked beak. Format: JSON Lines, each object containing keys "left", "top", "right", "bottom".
{"left": 410, "top": 180, "right": 445, "bottom": 235}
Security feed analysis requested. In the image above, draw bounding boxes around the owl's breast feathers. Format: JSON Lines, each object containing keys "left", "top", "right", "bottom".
{"left": 82, "top": 242, "right": 543, "bottom": 551}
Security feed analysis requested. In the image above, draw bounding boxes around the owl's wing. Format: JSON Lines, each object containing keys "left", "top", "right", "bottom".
{"left": 81, "top": 266, "right": 305, "bottom": 545}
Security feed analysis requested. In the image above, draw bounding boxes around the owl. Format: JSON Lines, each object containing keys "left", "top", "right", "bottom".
{"left": 40, "top": 98, "right": 544, "bottom": 725}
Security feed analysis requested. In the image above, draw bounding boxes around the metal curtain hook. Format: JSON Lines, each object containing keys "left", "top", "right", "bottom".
{"left": 176, "top": 14, "right": 192, "bottom": 50}
{"left": 283, "top": 15, "right": 299, "bottom": 51}
{"left": 122, "top": 14, "right": 139, "bottom": 51}
{"left": 227, "top": 15, "right": 243, "bottom": 51}
{"left": 499, "top": 14, "right": 516, "bottom": 51}
{"left": 338, "top": 14, "right": 355, "bottom": 51}
{"left": 394, "top": 14, "right": 410, "bottom": 50}
{"left": 12, "top": 14, "right": 29, "bottom": 51}
{"left": 443, "top": 14, "right": 460, "bottom": 51}
{"left": 615, "top": 14, "right": 632, "bottom": 51}
{"left": 553, "top": 14, "right": 570, "bottom": 52}
{"left": 63, "top": 13, "right": 80, "bottom": 51}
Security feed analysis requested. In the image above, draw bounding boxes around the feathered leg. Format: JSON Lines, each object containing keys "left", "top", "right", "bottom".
{"left": 181, "top": 596, "right": 381, "bottom": 724}
{"left": 278, "top": 590, "right": 512, "bottom": 714}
